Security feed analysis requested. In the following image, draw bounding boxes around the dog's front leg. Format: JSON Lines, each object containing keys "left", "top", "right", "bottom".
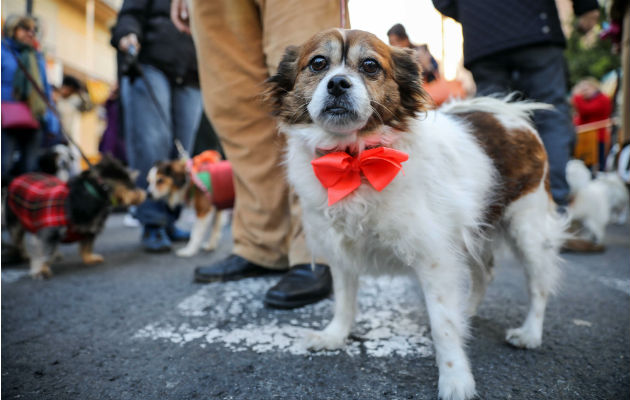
{"left": 416, "top": 257, "right": 476, "bottom": 400}
{"left": 306, "top": 266, "right": 358, "bottom": 351}
{"left": 80, "top": 236, "right": 104, "bottom": 264}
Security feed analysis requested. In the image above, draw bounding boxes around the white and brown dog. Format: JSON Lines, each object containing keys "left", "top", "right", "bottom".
{"left": 265, "top": 29, "right": 565, "bottom": 399}
{"left": 147, "top": 152, "right": 229, "bottom": 257}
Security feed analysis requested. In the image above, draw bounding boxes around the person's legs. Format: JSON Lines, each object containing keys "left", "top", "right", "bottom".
{"left": 121, "top": 65, "right": 174, "bottom": 250}
{"left": 8, "top": 129, "right": 43, "bottom": 178}
{"left": 171, "top": 85, "right": 203, "bottom": 156}
{"left": 189, "top": 0, "right": 341, "bottom": 307}
{"left": 164, "top": 85, "right": 204, "bottom": 240}
{"left": 21, "top": 129, "right": 43, "bottom": 174}
{"left": 467, "top": 54, "right": 513, "bottom": 97}
{"left": 511, "top": 45, "right": 574, "bottom": 206}
{"left": 122, "top": 65, "right": 173, "bottom": 188}
{"left": 1, "top": 130, "right": 18, "bottom": 180}
{"left": 261, "top": 0, "right": 348, "bottom": 267}
{"left": 189, "top": 0, "right": 293, "bottom": 269}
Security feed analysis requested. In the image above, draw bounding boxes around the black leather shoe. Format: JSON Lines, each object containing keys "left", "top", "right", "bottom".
{"left": 194, "top": 254, "right": 276, "bottom": 283}
{"left": 264, "top": 264, "right": 332, "bottom": 309}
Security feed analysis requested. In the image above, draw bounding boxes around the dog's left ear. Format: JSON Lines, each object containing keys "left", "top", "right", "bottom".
{"left": 264, "top": 45, "right": 301, "bottom": 116}
{"left": 391, "top": 47, "right": 432, "bottom": 116}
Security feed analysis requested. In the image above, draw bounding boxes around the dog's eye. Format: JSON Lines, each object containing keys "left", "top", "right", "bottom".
{"left": 309, "top": 56, "right": 328, "bottom": 72}
{"left": 361, "top": 59, "right": 380, "bottom": 75}
{"left": 156, "top": 178, "right": 165, "bottom": 185}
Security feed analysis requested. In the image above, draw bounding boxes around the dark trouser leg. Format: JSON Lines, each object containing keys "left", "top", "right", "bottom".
{"left": 469, "top": 46, "right": 574, "bottom": 206}
{"left": 511, "top": 45, "right": 574, "bottom": 206}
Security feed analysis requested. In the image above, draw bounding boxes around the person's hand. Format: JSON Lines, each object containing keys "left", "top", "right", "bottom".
{"left": 577, "top": 9, "right": 600, "bottom": 34}
{"left": 119, "top": 33, "right": 140, "bottom": 53}
{"left": 171, "top": 0, "right": 191, "bottom": 35}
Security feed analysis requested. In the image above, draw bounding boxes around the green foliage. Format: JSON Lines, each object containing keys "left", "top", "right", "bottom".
{"left": 565, "top": 12, "right": 621, "bottom": 88}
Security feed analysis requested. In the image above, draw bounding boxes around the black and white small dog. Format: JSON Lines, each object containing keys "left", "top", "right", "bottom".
{"left": 37, "top": 144, "right": 80, "bottom": 182}
{"left": 5, "top": 155, "right": 145, "bottom": 278}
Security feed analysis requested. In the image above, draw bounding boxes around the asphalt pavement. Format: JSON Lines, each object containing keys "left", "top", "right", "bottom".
{"left": 2, "top": 211, "right": 629, "bottom": 399}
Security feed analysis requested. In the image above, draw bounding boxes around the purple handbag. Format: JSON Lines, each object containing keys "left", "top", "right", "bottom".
{"left": 1, "top": 101, "right": 40, "bottom": 130}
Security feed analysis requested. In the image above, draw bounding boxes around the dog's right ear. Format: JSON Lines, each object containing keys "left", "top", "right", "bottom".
{"left": 264, "top": 45, "right": 301, "bottom": 116}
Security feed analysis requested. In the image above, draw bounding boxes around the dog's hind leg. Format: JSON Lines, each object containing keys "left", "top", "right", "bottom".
{"left": 177, "top": 210, "right": 212, "bottom": 257}
{"left": 9, "top": 223, "right": 29, "bottom": 261}
{"left": 4, "top": 201, "right": 29, "bottom": 261}
{"left": 305, "top": 267, "right": 358, "bottom": 351}
{"left": 178, "top": 191, "right": 213, "bottom": 257}
{"left": 416, "top": 254, "right": 477, "bottom": 400}
{"left": 80, "top": 236, "right": 104, "bottom": 264}
{"left": 203, "top": 209, "right": 224, "bottom": 252}
{"left": 504, "top": 186, "right": 563, "bottom": 349}
{"left": 467, "top": 242, "right": 494, "bottom": 317}
{"left": 29, "top": 229, "right": 61, "bottom": 279}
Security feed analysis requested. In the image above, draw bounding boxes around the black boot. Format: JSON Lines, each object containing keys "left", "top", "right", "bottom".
{"left": 264, "top": 264, "right": 332, "bottom": 309}
{"left": 194, "top": 254, "right": 277, "bottom": 283}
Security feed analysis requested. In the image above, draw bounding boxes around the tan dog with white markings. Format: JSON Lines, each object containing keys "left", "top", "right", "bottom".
{"left": 147, "top": 154, "right": 226, "bottom": 257}
{"left": 265, "top": 29, "right": 565, "bottom": 400}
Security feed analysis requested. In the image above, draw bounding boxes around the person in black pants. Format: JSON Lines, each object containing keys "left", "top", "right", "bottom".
{"left": 432, "top": 0, "right": 600, "bottom": 208}
{"left": 111, "top": 0, "right": 203, "bottom": 251}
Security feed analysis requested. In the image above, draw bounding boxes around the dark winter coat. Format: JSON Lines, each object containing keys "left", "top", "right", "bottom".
{"left": 432, "top": 0, "right": 599, "bottom": 67}
{"left": 111, "top": 0, "right": 199, "bottom": 86}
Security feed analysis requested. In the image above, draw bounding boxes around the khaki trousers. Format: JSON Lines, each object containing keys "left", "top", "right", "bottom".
{"left": 190, "top": 0, "right": 348, "bottom": 269}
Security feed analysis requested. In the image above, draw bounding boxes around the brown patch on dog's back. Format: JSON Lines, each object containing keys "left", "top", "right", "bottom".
{"left": 456, "top": 112, "right": 548, "bottom": 223}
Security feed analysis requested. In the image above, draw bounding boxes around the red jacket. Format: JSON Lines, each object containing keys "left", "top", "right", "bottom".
{"left": 8, "top": 173, "right": 84, "bottom": 242}
{"left": 572, "top": 92, "right": 612, "bottom": 142}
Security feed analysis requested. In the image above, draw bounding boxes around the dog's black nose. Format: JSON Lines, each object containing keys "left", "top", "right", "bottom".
{"left": 327, "top": 75, "right": 352, "bottom": 97}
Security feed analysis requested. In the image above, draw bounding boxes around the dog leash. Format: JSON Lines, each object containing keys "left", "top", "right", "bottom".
{"left": 3, "top": 39, "right": 95, "bottom": 170}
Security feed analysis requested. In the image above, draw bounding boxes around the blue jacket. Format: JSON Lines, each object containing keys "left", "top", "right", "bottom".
{"left": 432, "top": 0, "right": 599, "bottom": 67}
{"left": 1, "top": 38, "right": 60, "bottom": 138}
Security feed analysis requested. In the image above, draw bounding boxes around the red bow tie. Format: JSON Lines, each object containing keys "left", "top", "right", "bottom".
{"left": 311, "top": 147, "right": 409, "bottom": 205}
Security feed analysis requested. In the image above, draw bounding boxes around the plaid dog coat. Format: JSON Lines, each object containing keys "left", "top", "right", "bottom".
{"left": 8, "top": 173, "right": 84, "bottom": 242}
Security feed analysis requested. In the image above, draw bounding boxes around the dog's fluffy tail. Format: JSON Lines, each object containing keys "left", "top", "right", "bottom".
{"left": 439, "top": 94, "right": 553, "bottom": 133}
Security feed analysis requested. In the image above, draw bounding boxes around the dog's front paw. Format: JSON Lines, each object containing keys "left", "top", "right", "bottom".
{"left": 30, "top": 265, "right": 52, "bottom": 280}
{"left": 83, "top": 253, "right": 104, "bottom": 264}
{"left": 505, "top": 327, "right": 541, "bottom": 349}
{"left": 438, "top": 368, "right": 476, "bottom": 400}
{"left": 176, "top": 246, "right": 198, "bottom": 257}
{"left": 304, "top": 329, "right": 347, "bottom": 351}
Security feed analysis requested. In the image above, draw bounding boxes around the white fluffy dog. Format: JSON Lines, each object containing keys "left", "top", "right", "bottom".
{"left": 566, "top": 159, "right": 629, "bottom": 249}
{"left": 265, "top": 29, "right": 565, "bottom": 400}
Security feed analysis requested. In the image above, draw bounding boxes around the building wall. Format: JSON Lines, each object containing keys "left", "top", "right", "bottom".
{"left": 2, "top": 0, "right": 120, "bottom": 160}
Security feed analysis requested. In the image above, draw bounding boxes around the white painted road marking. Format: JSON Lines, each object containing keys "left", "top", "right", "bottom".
{"left": 598, "top": 277, "right": 630, "bottom": 296}
{"left": 1, "top": 269, "right": 29, "bottom": 283}
{"left": 134, "top": 276, "right": 433, "bottom": 358}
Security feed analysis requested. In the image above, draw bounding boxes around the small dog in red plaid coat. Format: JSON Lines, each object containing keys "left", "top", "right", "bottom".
{"left": 5, "top": 155, "right": 145, "bottom": 279}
